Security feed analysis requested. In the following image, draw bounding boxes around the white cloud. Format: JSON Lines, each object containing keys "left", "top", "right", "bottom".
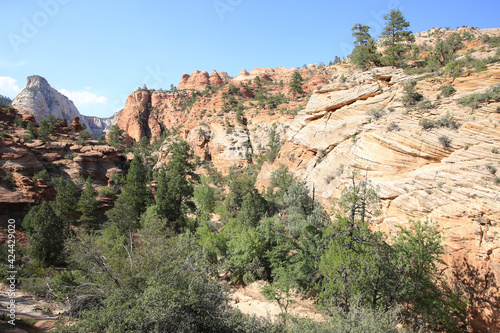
{"left": 0, "top": 76, "right": 22, "bottom": 98}
{"left": 58, "top": 89, "right": 108, "bottom": 106}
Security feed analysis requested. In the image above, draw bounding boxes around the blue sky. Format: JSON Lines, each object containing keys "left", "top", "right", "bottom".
{"left": 1, "top": 0, "right": 499, "bottom": 118}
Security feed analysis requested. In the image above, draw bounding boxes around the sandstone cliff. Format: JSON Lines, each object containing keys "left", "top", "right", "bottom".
{"left": 256, "top": 66, "right": 500, "bottom": 332}
{"left": 11, "top": 75, "right": 116, "bottom": 137}
{"left": 109, "top": 27, "right": 500, "bottom": 331}
{"left": 0, "top": 105, "right": 126, "bottom": 222}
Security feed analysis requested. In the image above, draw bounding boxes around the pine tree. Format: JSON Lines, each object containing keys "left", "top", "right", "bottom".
{"left": 22, "top": 202, "right": 65, "bottom": 266}
{"left": 77, "top": 177, "right": 100, "bottom": 223}
{"left": 106, "top": 155, "right": 151, "bottom": 232}
{"left": 155, "top": 141, "right": 197, "bottom": 231}
{"left": 351, "top": 24, "right": 380, "bottom": 69}
{"left": 107, "top": 124, "right": 125, "bottom": 149}
{"left": 289, "top": 71, "right": 304, "bottom": 96}
{"left": 55, "top": 177, "right": 80, "bottom": 225}
{"left": 380, "top": 9, "right": 414, "bottom": 66}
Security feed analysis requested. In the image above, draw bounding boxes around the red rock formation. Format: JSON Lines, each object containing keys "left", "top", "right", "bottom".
{"left": 209, "top": 70, "right": 224, "bottom": 86}
{"left": 70, "top": 116, "right": 84, "bottom": 132}
{"left": 22, "top": 112, "right": 37, "bottom": 125}
{"left": 178, "top": 70, "right": 211, "bottom": 90}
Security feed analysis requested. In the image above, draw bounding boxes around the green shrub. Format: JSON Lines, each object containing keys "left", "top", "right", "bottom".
{"left": 0, "top": 131, "right": 11, "bottom": 138}
{"left": 458, "top": 85, "right": 500, "bottom": 109}
{"left": 97, "top": 135, "right": 107, "bottom": 145}
{"left": 3, "top": 171, "right": 16, "bottom": 187}
{"left": 486, "top": 165, "right": 497, "bottom": 175}
{"left": 440, "top": 85, "right": 456, "bottom": 97}
{"left": 402, "top": 80, "right": 423, "bottom": 106}
{"left": 33, "top": 169, "right": 50, "bottom": 183}
{"left": 437, "top": 113, "right": 460, "bottom": 129}
{"left": 417, "top": 99, "right": 434, "bottom": 110}
{"left": 64, "top": 153, "right": 78, "bottom": 160}
{"left": 419, "top": 118, "right": 435, "bottom": 129}
{"left": 387, "top": 122, "right": 401, "bottom": 131}
{"left": 98, "top": 186, "right": 118, "bottom": 198}
{"left": 492, "top": 147, "right": 499, "bottom": 154}
{"left": 368, "top": 108, "right": 385, "bottom": 120}
{"left": 439, "top": 135, "right": 452, "bottom": 148}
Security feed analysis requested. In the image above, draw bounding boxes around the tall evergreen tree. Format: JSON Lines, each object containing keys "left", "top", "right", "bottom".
{"left": 155, "top": 141, "right": 197, "bottom": 231}
{"left": 55, "top": 177, "right": 80, "bottom": 224}
{"left": 380, "top": 9, "right": 414, "bottom": 66}
{"left": 351, "top": 24, "right": 380, "bottom": 69}
{"left": 106, "top": 155, "right": 151, "bottom": 232}
{"left": 77, "top": 177, "right": 100, "bottom": 223}
{"left": 289, "top": 71, "right": 304, "bottom": 96}
{"left": 22, "top": 202, "right": 66, "bottom": 266}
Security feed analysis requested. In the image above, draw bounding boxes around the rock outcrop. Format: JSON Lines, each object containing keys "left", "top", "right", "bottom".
{"left": 12, "top": 75, "right": 93, "bottom": 132}
{"left": 256, "top": 64, "right": 500, "bottom": 331}
{"left": 11, "top": 75, "right": 117, "bottom": 137}
{"left": 0, "top": 105, "right": 126, "bottom": 222}
{"left": 178, "top": 70, "right": 226, "bottom": 90}
{"left": 81, "top": 112, "right": 118, "bottom": 137}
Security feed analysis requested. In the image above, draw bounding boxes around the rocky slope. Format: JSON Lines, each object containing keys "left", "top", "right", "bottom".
{"left": 11, "top": 75, "right": 115, "bottom": 137}
{"left": 0, "top": 105, "right": 126, "bottom": 223}
{"left": 111, "top": 27, "right": 500, "bottom": 331}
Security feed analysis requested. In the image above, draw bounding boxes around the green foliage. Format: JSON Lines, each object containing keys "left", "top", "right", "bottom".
{"left": 106, "top": 124, "right": 125, "bottom": 149}
{"left": 2, "top": 171, "right": 16, "bottom": 187}
{"left": 106, "top": 155, "right": 151, "bottom": 232}
{"left": 264, "top": 124, "right": 282, "bottom": 163}
{"left": 0, "top": 94, "right": 13, "bottom": 106}
{"left": 97, "top": 135, "right": 107, "bottom": 145}
{"left": 22, "top": 202, "right": 66, "bottom": 266}
{"left": 289, "top": 71, "right": 304, "bottom": 96}
{"left": 458, "top": 85, "right": 500, "bottom": 109}
{"left": 387, "top": 122, "right": 400, "bottom": 131}
{"left": 54, "top": 177, "right": 80, "bottom": 223}
{"left": 428, "top": 33, "right": 464, "bottom": 67}
{"left": 55, "top": 227, "right": 267, "bottom": 333}
{"left": 439, "top": 135, "right": 452, "bottom": 148}
{"left": 419, "top": 113, "right": 459, "bottom": 130}
{"left": 380, "top": 9, "right": 414, "bottom": 66}
{"left": 401, "top": 79, "right": 423, "bottom": 106}
{"left": 155, "top": 141, "right": 198, "bottom": 231}
{"left": 38, "top": 115, "right": 59, "bottom": 143}
{"left": 64, "top": 152, "right": 77, "bottom": 160}
{"left": 283, "top": 183, "right": 328, "bottom": 237}
{"left": 261, "top": 266, "right": 296, "bottom": 315}
{"left": 77, "top": 177, "right": 100, "bottom": 223}
{"left": 440, "top": 84, "right": 456, "bottom": 97}
{"left": 237, "top": 190, "right": 268, "bottom": 227}
{"left": 33, "top": 169, "right": 50, "bottom": 183}
{"left": 98, "top": 186, "right": 117, "bottom": 198}
{"left": 76, "top": 130, "right": 92, "bottom": 145}
{"left": 350, "top": 24, "right": 380, "bottom": 69}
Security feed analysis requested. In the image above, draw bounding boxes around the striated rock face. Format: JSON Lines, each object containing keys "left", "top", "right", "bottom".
{"left": 256, "top": 63, "right": 500, "bottom": 331}
{"left": 12, "top": 75, "right": 93, "bottom": 133}
{"left": 0, "top": 105, "right": 127, "bottom": 222}
{"left": 81, "top": 112, "right": 118, "bottom": 137}
{"left": 11, "top": 75, "right": 116, "bottom": 137}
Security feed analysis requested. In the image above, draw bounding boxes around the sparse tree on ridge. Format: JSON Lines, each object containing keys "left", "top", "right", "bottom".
{"left": 351, "top": 24, "right": 381, "bottom": 69}
{"left": 289, "top": 71, "right": 304, "bottom": 96}
{"left": 380, "top": 9, "right": 414, "bottom": 66}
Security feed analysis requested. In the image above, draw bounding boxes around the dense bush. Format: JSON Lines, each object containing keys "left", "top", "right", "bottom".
{"left": 458, "top": 85, "right": 500, "bottom": 109}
